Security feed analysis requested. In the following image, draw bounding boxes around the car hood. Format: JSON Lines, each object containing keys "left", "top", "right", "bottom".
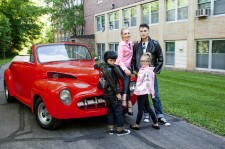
{"left": 40, "top": 60, "right": 100, "bottom": 85}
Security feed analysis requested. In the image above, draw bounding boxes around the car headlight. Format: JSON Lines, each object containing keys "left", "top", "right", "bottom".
{"left": 130, "top": 82, "right": 136, "bottom": 94}
{"left": 59, "top": 89, "right": 72, "bottom": 105}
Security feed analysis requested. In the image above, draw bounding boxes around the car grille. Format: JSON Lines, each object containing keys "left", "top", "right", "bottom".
{"left": 77, "top": 97, "right": 106, "bottom": 109}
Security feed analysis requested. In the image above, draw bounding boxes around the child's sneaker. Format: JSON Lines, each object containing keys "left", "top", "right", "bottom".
{"left": 117, "top": 129, "right": 130, "bottom": 136}
{"left": 143, "top": 115, "right": 150, "bottom": 123}
{"left": 109, "top": 129, "right": 115, "bottom": 135}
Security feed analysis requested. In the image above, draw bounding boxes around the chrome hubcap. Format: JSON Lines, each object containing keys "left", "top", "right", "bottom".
{"left": 38, "top": 102, "right": 52, "bottom": 125}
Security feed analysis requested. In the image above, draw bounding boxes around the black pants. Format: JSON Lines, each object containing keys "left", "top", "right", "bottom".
{"left": 123, "top": 74, "right": 131, "bottom": 100}
{"left": 105, "top": 95, "right": 124, "bottom": 128}
{"left": 115, "top": 66, "right": 131, "bottom": 101}
{"left": 143, "top": 76, "right": 163, "bottom": 118}
{"left": 136, "top": 94, "right": 157, "bottom": 125}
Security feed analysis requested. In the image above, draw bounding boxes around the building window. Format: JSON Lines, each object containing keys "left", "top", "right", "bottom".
{"left": 212, "top": 40, "right": 225, "bottom": 70}
{"left": 213, "top": 0, "right": 225, "bottom": 15}
{"left": 141, "top": 1, "right": 159, "bottom": 24}
{"left": 196, "top": 41, "right": 209, "bottom": 68}
{"left": 198, "top": 0, "right": 211, "bottom": 9}
{"left": 109, "top": 43, "right": 119, "bottom": 53}
{"left": 109, "top": 11, "right": 119, "bottom": 30}
{"left": 96, "top": 15, "right": 105, "bottom": 32}
{"left": 166, "top": 0, "right": 188, "bottom": 22}
{"left": 196, "top": 39, "right": 225, "bottom": 70}
{"left": 123, "top": 7, "right": 136, "bottom": 27}
{"left": 165, "top": 42, "right": 175, "bottom": 66}
{"left": 197, "top": 0, "right": 225, "bottom": 16}
{"left": 97, "top": 43, "right": 105, "bottom": 60}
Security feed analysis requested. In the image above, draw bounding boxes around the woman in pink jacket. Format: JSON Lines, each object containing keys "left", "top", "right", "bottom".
{"left": 130, "top": 53, "right": 160, "bottom": 130}
{"left": 115, "top": 27, "right": 133, "bottom": 115}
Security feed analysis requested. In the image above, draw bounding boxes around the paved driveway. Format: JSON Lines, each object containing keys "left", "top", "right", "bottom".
{"left": 0, "top": 63, "right": 225, "bottom": 149}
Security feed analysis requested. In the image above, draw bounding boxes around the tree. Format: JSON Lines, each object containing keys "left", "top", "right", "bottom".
{"left": 45, "top": 0, "right": 84, "bottom": 36}
{"left": 0, "top": 13, "right": 11, "bottom": 58}
{"left": 0, "top": 0, "right": 47, "bottom": 57}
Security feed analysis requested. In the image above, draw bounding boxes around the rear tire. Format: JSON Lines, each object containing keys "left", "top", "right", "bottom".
{"left": 35, "top": 97, "right": 62, "bottom": 130}
{"left": 4, "top": 82, "right": 15, "bottom": 103}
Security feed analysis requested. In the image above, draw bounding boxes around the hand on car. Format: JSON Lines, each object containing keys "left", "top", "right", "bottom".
{"left": 133, "top": 71, "right": 137, "bottom": 75}
{"left": 124, "top": 69, "right": 131, "bottom": 76}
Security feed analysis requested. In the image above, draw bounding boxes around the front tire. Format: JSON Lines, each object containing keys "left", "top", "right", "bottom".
{"left": 35, "top": 97, "right": 62, "bottom": 130}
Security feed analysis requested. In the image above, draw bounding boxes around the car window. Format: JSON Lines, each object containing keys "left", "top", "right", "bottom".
{"left": 37, "top": 44, "right": 92, "bottom": 63}
{"left": 66, "top": 45, "right": 92, "bottom": 60}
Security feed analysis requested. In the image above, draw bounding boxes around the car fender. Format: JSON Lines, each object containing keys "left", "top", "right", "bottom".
{"left": 4, "top": 69, "right": 16, "bottom": 96}
{"left": 31, "top": 79, "right": 94, "bottom": 118}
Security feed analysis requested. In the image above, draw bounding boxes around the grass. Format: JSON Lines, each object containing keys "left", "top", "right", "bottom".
{"left": 0, "top": 58, "right": 12, "bottom": 66}
{"left": 156, "top": 69, "right": 225, "bottom": 136}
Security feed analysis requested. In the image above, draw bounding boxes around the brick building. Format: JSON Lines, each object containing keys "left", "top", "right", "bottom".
{"left": 83, "top": 0, "right": 225, "bottom": 72}
{"left": 70, "top": 34, "right": 95, "bottom": 55}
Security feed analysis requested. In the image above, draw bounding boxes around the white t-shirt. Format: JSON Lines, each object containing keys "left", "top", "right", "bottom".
{"left": 142, "top": 41, "right": 148, "bottom": 53}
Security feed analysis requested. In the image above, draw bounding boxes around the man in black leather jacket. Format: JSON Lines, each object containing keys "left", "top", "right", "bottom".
{"left": 94, "top": 51, "right": 130, "bottom": 136}
{"left": 131, "top": 23, "right": 170, "bottom": 126}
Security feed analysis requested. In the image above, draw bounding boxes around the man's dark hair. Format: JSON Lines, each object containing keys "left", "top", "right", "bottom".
{"left": 104, "top": 51, "right": 118, "bottom": 63}
{"left": 139, "top": 23, "right": 149, "bottom": 30}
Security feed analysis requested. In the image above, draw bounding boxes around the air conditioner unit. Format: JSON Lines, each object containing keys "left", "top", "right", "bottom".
{"left": 196, "top": 8, "right": 210, "bottom": 18}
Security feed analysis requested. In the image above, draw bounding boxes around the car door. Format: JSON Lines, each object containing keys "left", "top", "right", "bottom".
{"left": 11, "top": 55, "right": 37, "bottom": 106}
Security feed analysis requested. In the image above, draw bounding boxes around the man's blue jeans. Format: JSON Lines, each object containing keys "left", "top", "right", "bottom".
{"left": 144, "top": 76, "right": 164, "bottom": 119}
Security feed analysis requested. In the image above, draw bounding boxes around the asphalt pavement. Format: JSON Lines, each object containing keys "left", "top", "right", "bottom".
{"left": 0, "top": 63, "right": 225, "bottom": 149}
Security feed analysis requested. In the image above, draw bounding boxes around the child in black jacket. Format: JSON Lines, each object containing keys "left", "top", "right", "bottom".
{"left": 94, "top": 51, "right": 130, "bottom": 136}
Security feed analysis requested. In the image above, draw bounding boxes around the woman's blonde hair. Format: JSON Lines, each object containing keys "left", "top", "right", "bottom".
{"left": 121, "top": 27, "right": 128, "bottom": 35}
{"left": 141, "top": 52, "right": 153, "bottom": 66}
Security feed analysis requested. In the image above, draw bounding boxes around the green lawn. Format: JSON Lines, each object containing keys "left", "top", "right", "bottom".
{"left": 157, "top": 69, "right": 225, "bottom": 136}
{"left": 0, "top": 58, "right": 12, "bottom": 66}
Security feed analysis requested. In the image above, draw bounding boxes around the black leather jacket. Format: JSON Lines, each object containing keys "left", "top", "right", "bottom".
{"left": 131, "top": 37, "right": 163, "bottom": 74}
{"left": 94, "top": 62, "right": 121, "bottom": 96}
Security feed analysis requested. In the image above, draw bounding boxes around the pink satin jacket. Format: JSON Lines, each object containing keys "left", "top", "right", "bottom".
{"left": 134, "top": 66, "right": 155, "bottom": 98}
{"left": 115, "top": 40, "right": 133, "bottom": 71}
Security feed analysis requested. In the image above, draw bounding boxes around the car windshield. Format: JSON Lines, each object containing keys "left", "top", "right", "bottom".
{"left": 37, "top": 44, "right": 92, "bottom": 63}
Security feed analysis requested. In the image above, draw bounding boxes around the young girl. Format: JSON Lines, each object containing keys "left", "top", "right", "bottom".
{"left": 115, "top": 27, "right": 133, "bottom": 115}
{"left": 130, "top": 53, "right": 160, "bottom": 130}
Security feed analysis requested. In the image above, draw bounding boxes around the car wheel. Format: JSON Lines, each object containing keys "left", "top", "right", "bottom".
{"left": 35, "top": 97, "right": 62, "bottom": 130}
{"left": 4, "top": 82, "right": 15, "bottom": 103}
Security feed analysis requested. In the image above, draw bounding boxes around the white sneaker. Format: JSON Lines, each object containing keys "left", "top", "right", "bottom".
{"left": 109, "top": 129, "right": 115, "bottom": 135}
{"left": 117, "top": 129, "right": 131, "bottom": 136}
{"left": 158, "top": 118, "right": 171, "bottom": 126}
{"left": 143, "top": 115, "right": 150, "bottom": 123}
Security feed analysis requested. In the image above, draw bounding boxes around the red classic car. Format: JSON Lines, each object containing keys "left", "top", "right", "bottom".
{"left": 4, "top": 42, "right": 137, "bottom": 130}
